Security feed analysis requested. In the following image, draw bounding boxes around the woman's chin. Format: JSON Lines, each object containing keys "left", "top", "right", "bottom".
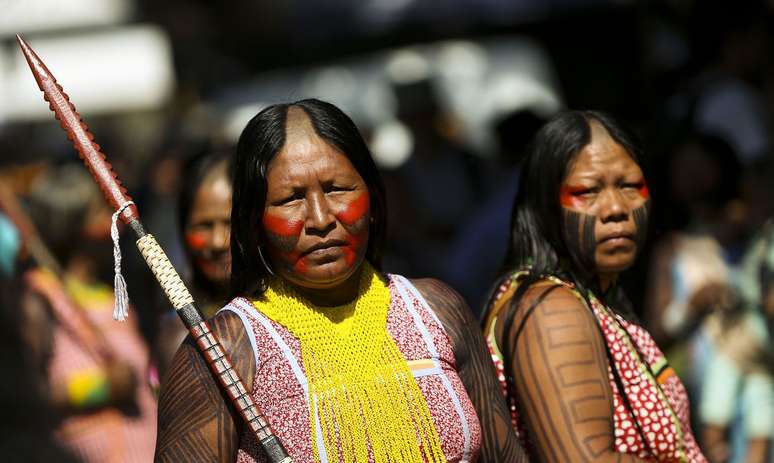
{"left": 595, "top": 253, "right": 637, "bottom": 275}
{"left": 285, "top": 259, "right": 361, "bottom": 290}
{"left": 595, "top": 260, "right": 635, "bottom": 275}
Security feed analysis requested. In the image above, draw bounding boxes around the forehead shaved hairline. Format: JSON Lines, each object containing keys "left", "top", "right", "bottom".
{"left": 265, "top": 106, "right": 334, "bottom": 177}
{"left": 564, "top": 119, "right": 638, "bottom": 179}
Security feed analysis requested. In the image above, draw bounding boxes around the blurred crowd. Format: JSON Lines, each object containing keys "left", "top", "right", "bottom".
{"left": 1, "top": 1, "right": 774, "bottom": 462}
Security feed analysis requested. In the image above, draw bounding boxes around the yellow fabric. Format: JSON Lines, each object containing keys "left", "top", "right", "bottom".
{"left": 67, "top": 368, "right": 109, "bottom": 407}
{"left": 65, "top": 277, "right": 113, "bottom": 309}
{"left": 254, "top": 264, "right": 445, "bottom": 463}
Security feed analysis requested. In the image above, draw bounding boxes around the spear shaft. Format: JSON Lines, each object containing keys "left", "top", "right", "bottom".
{"left": 16, "top": 34, "right": 290, "bottom": 463}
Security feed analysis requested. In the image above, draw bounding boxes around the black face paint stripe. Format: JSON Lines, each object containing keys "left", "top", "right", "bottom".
{"left": 562, "top": 209, "right": 597, "bottom": 272}
{"left": 632, "top": 200, "right": 650, "bottom": 249}
{"left": 563, "top": 208, "right": 581, "bottom": 252}
{"left": 581, "top": 213, "right": 596, "bottom": 267}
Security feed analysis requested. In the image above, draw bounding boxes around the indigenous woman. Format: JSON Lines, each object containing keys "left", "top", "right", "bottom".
{"left": 178, "top": 149, "right": 234, "bottom": 312}
{"left": 156, "top": 99, "right": 524, "bottom": 462}
{"left": 24, "top": 164, "right": 157, "bottom": 462}
{"left": 156, "top": 149, "right": 234, "bottom": 375}
{"left": 482, "top": 111, "right": 707, "bottom": 462}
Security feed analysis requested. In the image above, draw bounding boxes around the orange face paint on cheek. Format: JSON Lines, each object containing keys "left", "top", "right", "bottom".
{"left": 560, "top": 186, "right": 587, "bottom": 208}
{"left": 186, "top": 232, "right": 207, "bottom": 251}
{"left": 638, "top": 182, "right": 650, "bottom": 200}
{"left": 262, "top": 214, "right": 304, "bottom": 237}
{"left": 336, "top": 192, "right": 369, "bottom": 225}
{"left": 262, "top": 213, "right": 307, "bottom": 273}
{"left": 336, "top": 192, "right": 370, "bottom": 267}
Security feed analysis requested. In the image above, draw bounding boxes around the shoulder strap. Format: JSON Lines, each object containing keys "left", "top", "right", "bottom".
{"left": 217, "top": 298, "right": 260, "bottom": 364}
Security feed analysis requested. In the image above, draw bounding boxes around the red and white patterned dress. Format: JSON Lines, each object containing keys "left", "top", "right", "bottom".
{"left": 219, "top": 274, "right": 482, "bottom": 463}
{"left": 484, "top": 272, "right": 707, "bottom": 462}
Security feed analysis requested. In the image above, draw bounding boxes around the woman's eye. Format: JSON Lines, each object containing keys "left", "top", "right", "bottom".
{"left": 275, "top": 193, "right": 302, "bottom": 205}
{"left": 326, "top": 184, "right": 353, "bottom": 193}
{"left": 573, "top": 188, "right": 597, "bottom": 196}
{"left": 622, "top": 182, "right": 644, "bottom": 191}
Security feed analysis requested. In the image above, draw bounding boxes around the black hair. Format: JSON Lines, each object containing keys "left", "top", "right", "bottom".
{"left": 177, "top": 145, "right": 234, "bottom": 293}
{"left": 26, "top": 163, "right": 102, "bottom": 265}
{"left": 230, "top": 98, "right": 387, "bottom": 296}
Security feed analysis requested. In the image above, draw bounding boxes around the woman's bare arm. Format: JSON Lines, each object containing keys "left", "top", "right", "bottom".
{"left": 413, "top": 278, "right": 529, "bottom": 463}
{"left": 499, "top": 285, "right": 650, "bottom": 463}
{"left": 155, "top": 311, "right": 255, "bottom": 463}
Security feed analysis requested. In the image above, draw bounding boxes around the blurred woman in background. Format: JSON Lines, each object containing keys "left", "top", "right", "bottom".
{"left": 23, "top": 163, "right": 157, "bottom": 462}
{"left": 155, "top": 148, "right": 233, "bottom": 376}
{"left": 0, "top": 213, "right": 77, "bottom": 461}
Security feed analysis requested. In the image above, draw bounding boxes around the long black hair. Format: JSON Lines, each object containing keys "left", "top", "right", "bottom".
{"left": 485, "top": 110, "right": 644, "bottom": 322}
{"left": 230, "top": 98, "right": 387, "bottom": 296}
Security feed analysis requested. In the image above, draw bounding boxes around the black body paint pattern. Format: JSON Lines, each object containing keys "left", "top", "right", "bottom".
{"left": 562, "top": 209, "right": 597, "bottom": 272}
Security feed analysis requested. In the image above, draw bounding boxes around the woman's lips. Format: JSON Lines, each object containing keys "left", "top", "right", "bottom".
{"left": 601, "top": 237, "right": 633, "bottom": 247}
{"left": 598, "top": 232, "right": 635, "bottom": 248}
{"left": 302, "top": 239, "right": 347, "bottom": 257}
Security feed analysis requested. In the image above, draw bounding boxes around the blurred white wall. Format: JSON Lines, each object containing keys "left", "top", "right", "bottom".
{"left": 0, "top": 25, "right": 175, "bottom": 123}
{"left": 0, "top": 0, "right": 133, "bottom": 37}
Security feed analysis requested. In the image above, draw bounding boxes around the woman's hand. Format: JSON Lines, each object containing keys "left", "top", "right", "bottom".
{"left": 155, "top": 311, "right": 254, "bottom": 463}
{"left": 413, "top": 278, "right": 529, "bottom": 463}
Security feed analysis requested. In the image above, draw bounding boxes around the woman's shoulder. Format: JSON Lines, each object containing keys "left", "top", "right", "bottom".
{"left": 207, "top": 300, "right": 256, "bottom": 358}
{"left": 488, "top": 272, "right": 584, "bottom": 318}
{"left": 519, "top": 279, "right": 583, "bottom": 307}
{"left": 401, "top": 277, "right": 469, "bottom": 322}
{"left": 489, "top": 274, "right": 592, "bottom": 343}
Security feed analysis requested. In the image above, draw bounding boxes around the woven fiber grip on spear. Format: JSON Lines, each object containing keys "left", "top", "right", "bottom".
{"left": 16, "top": 34, "right": 291, "bottom": 463}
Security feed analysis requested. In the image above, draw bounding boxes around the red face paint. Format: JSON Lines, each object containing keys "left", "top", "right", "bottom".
{"left": 638, "top": 182, "right": 650, "bottom": 200}
{"left": 336, "top": 192, "right": 370, "bottom": 267}
{"left": 335, "top": 192, "right": 369, "bottom": 225}
{"left": 342, "top": 230, "right": 367, "bottom": 267}
{"left": 262, "top": 214, "right": 304, "bottom": 237}
{"left": 560, "top": 186, "right": 588, "bottom": 208}
{"left": 185, "top": 232, "right": 207, "bottom": 251}
{"left": 294, "top": 253, "right": 308, "bottom": 274}
{"left": 262, "top": 213, "right": 306, "bottom": 273}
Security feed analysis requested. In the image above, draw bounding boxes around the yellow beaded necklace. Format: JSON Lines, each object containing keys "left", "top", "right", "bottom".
{"left": 254, "top": 264, "right": 445, "bottom": 463}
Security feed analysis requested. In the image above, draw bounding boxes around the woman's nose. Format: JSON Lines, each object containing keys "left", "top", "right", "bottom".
{"left": 598, "top": 189, "right": 628, "bottom": 223}
{"left": 306, "top": 192, "right": 335, "bottom": 233}
{"left": 212, "top": 221, "right": 230, "bottom": 250}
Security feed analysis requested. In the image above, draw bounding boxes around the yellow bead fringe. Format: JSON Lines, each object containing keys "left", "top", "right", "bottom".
{"left": 254, "top": 264, "right": 445, "bottom": 463}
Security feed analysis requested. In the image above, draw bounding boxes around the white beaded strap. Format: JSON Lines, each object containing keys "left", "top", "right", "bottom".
{"left": 111, "top": 201, "right": 134, "bottom": 321}
{"left": 136, "top": 234, "right": 194, "bottom": 309}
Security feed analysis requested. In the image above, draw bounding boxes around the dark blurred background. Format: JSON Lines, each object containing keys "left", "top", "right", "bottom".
{"left": 2, "top": 1, "right": 774, "bottom": 461}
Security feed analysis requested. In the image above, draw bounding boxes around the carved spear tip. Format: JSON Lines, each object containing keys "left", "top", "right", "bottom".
{"left": 16, "top": 34, "right": 53, "bottom": 91}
